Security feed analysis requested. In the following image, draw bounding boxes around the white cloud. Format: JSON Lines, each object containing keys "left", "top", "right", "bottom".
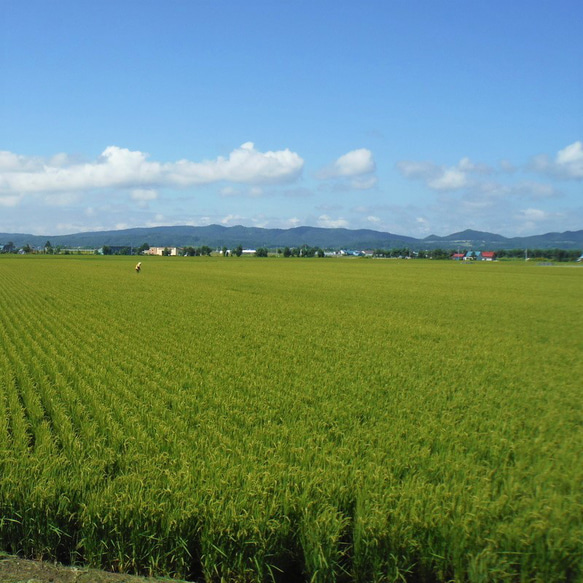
{"left": 316, "top": 148, "right": 377, "bottom": 188}
{"left": 318, "top": 214, "right": 349, "bottom": 228}
{"left": 168, "top": 142, "right": 303, "bottom": 185}
{"left": 427, "top": 168, "right": 468, "bottom": 191}
{"left": 556, "top": 141, "right": 583, "bottom": 178}
{"left": 221, "top": 214, "right": 245, "bottom": 225}
{"left": 531, "top": 141, "right": 583, "bottom": 179}
{"left": 397, "top": 148, "right": 575, "bottom": 205}
{"left": 333, "top": 148, "right": 375, "bottom": 177}
{"left": 519, "top": 208, "right": 549, "bottom": 222}
{"left": 514, "top": 207, "right": 569, "bottom": 235}
{"left": 458, "top": 157, "right": 491, "bottom": 174}
{"left": 0, "top": 143, "right": 305, "bottom": 200}
{"left": 145, "top": 214, "right": 167, "bottom": 227}
{"left": 0, "top": 151, "right": 29, "bottom": 171}
{"left": 396, "top": 157, "right": 488, "bottom": 192}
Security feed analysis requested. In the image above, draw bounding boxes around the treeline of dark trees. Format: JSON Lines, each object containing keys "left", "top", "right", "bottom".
{"left": 495, "top": 248, "right": 582, "bottom": 261}
{"left": 373, "top": 248, "right": 582, "bottom": 261}
{"left": 182, "top": 246, "right": 212, "bottom": 256}
{"left": 281, "top": 245, "right": 325, "bottom": 257}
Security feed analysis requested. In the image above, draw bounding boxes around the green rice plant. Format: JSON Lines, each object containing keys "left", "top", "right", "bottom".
{"left": 0, "top": 255, "right": 581, "bottom": 581}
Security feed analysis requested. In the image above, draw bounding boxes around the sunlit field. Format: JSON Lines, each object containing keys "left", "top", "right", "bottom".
{"left": 0, "top": 255, "right": 581, "bottom": 582}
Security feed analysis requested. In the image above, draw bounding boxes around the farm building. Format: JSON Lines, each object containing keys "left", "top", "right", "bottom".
{"left": 482, "top": 251, "right": 496, "bottom": 261}
{"left": 145, "top": 247, "right": 179, "bottom": 256}
{"left": 452, "top": 253, "right": 465, "bottom": 260}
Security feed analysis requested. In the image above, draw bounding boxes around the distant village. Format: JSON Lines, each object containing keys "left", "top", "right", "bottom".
{"left": 1, "top": 240, "right": 582, "bottom": 261}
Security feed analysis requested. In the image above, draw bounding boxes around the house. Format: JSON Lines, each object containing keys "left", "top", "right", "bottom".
{"left": 465, "top": 251, "right": 482, "bottom": 260}
{"left": 145, "top": 247, "right": 178, "bottom": 256}
{"left": 482, "top": 251, "right": 496, "bottom": 261}
{"left": 452, "top": 253, "right": 465, "bottom": 261}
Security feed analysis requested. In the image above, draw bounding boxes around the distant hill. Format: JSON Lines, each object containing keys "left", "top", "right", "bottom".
{"left": 1, "top": 225, "right": 582, "bottom": 251}
{"left": 423, "top": 228, "right": 583, "bottom": 250}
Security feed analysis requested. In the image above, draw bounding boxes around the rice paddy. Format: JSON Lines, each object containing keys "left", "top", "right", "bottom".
{"left": 0, "top": 255, "right": 581, "bottom": 582}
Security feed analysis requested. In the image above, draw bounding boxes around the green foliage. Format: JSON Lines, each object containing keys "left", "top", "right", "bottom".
{"left": 0, "top": 256, "right": 581, "bottom": 581}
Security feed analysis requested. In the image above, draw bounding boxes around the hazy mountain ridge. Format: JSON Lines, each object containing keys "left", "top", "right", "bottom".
{"left": 1, "top": 225, "right": 582, "bottom": 250}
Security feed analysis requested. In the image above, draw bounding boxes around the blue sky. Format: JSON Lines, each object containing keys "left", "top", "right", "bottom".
{"left": 1, "top": 0, "right": 581, "bottom": 237}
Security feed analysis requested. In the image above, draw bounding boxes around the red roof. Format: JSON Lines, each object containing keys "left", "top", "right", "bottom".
{"left": 482, "top": 251, "right": 496, "bottom": 258}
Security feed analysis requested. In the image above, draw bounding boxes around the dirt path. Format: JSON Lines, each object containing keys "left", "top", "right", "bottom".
{"left": 0, "top": 554, "right": 194, "bottom": 583}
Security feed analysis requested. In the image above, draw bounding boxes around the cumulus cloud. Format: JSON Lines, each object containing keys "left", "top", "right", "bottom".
{"left": 333, "top": 148, "right": 376, "bottom": 177}
{"left": 427, "top": 168, "right": 468, "bottom": 191}
{"left": 531, "top": 141, "right": 583, "bottom": 179}
{"left": 556, "top": 141, "right": 583, "bottom": 178}
{"left": 316, "top": 148, "right": 377, "bottom": 189}
{"left": 398, "top": 148, "right": 573, "bottom": 204}
{"left": 396, "top": 157, "right": 488, "bottom": 192}
{"left": 0, "top": 143, "right": 305, "bottom": 200}
{"left": 167, "top": 142, "right": 304, "bottom": 185}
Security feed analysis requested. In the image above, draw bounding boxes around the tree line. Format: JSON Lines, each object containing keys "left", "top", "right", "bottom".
{"left": 2, "top": 241, "right": 581, "bottom": 262}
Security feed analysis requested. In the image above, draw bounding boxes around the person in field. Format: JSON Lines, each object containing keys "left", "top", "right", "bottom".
{"left": 135, "top": 262, "right": 142, "bottom": 274}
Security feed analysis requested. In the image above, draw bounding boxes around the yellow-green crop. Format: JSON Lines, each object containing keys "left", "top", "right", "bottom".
{"left": 0, "top": 254, "right": 581, "bottom": 582}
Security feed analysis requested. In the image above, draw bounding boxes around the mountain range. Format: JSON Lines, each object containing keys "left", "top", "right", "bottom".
{"left": 1, "top": 226, "right": 582, "bottom": 251}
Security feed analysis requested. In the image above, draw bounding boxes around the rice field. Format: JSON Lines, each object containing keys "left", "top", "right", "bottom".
{"left": 0, "top": 254, "right": 581, "bottom": 582}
